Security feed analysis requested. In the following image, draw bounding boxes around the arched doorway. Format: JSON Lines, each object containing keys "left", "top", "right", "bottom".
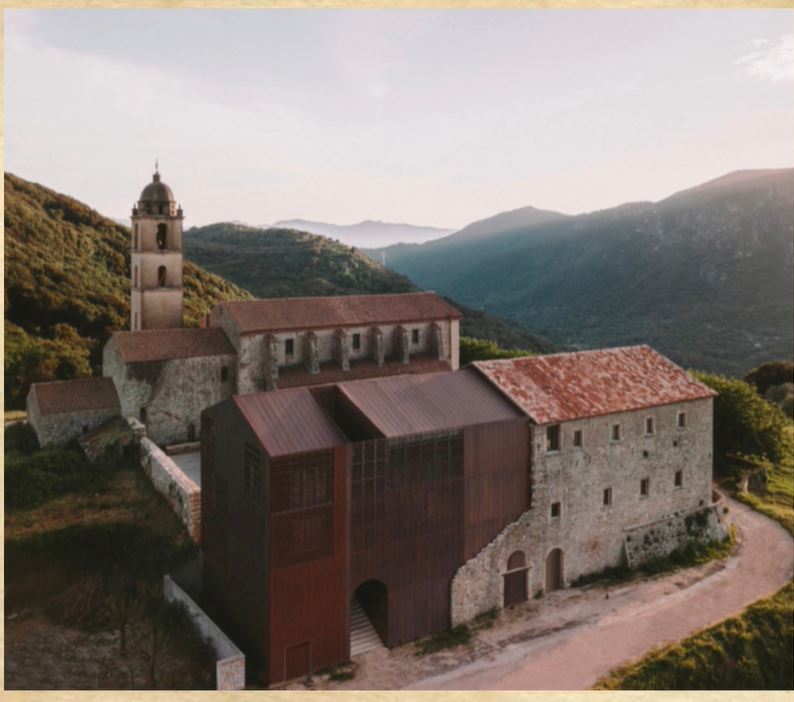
{"left": 545, "top": 548, "right": 564, "bottom": 592}
{"left": 503, "top": 550, "right": 528, "bottom": 606}
{"left": 351, "top": 579, "right": 387, "bottom": 655}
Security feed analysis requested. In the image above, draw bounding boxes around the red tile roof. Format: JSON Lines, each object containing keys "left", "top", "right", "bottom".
{"left": 112, "top": 328, "right": 235, "bottom": 363}
{"left": 235, "top": 388, "right": 346, "bottom": 458}
{"left": 473, "top": 345, "right": 716, "bottom": 425}
{"left": 218, "top": 292, "right": 461, "bottom": 335}
{"left": 337, "top": 368, "right": 522, "bottom": 438}
{"left": 30, "top": 377, "right": 120, "bottom": 416}
{"left": 275, "top": 356, "right": 452, "bottom": 390}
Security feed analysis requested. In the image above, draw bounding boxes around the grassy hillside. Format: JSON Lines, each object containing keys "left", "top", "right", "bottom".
{"left": 4, "top": 173, "right": 252, "bottom": 407}
{"left": 184, "top": 222, "right": 554, "bottom": 351}
{"left": 378, "top": 169, "right": 794, "bottom": 377}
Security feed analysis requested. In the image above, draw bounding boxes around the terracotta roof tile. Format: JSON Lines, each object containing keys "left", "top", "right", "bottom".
{"left": 474, "top": 345, "right": 716, "bottom": 425}
{"left": 112, "top": 328, "right": 235, "bottom": 363}
{"left": 219, "top": 292, "right": 461, "bottom": 335}
{"left": 30, "top": 377, "right": 120, "bottom": 416}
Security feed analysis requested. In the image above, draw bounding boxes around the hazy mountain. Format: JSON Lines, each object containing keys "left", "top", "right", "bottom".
{"left": 374, "top": 169, "right": 794, "bottom": 377}
{"left": 271, "top": 218, "right": 454, "bottom": 248}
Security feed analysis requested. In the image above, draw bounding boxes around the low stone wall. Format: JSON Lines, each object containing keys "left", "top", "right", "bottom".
{"left": 140, "top": 437, "right": 201, "bottom": 542}
{"left": 163, "top": 575, "right": 245, "bottom": 690}
{"left": 623, "top": 504, "right": 728, "bottom": 567}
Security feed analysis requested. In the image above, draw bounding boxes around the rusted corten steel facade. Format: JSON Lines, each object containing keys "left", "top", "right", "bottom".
{"left": 201, "top": 369, "right": 525, "bottom": 685}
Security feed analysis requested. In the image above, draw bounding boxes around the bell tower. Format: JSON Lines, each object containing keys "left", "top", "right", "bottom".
{"left": 130, "top": 164, "right": 184, "bottom": 331}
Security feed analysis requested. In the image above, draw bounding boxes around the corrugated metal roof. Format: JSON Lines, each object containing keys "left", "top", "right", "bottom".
{"left": 473, "top": 345, "right": 716, "bottom": 425}
{"left": 219, "top": 292, "right": 461, "bottom": 335}
{"left": 234, "top": 388, "right": 346, "bottom": 458}
{"left": 337, "top": 368, "right": 522, "bottom": 438}
{"left": 113, "top": 328, "right": 235, "bottom": 363}
{"left": 31, "top": 377, "right": 120, "bottom": 416}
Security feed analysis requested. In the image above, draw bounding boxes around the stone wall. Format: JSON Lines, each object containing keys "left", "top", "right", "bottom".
{"left": 451, "top": 397, "right": 720, "bottom": 626}
{"left": 26, "top": 392, "right": 120, "bottom": 448}
{"left": 163, "top": 575, "right": 245, "bottom": 690}
{"left": 140, "top": 437, "right": 201, "bottom": 542}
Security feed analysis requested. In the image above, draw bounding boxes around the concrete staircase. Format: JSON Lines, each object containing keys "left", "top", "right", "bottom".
{"left": 350, "top": 598, "right": 384, "bottom": 657}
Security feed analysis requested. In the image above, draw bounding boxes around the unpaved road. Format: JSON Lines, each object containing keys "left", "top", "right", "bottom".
{"left": 408, "top": 496, "right": 793, "bottom": 690}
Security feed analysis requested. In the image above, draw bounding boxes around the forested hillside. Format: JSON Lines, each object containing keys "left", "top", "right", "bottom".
{"left": 374, "top": 169, "right": 794, "bottom": 377}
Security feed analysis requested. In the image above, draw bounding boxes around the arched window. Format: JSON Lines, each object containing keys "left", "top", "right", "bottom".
{"left": 507, "top": 551, "right": 526, "bottom": 571}
{"left": 156, "top": 223, "right": 167, "bottom": 250}
{"left": 158, "top": 265, "right": 167, "bottom": 287}
{"left": 133, "top": 266, "right": 138, "bottom": 288}
{"left": 134, "top": 224, "right": 139, "bottom": 249}
{"left": 134, "top": 312, "right": 138, "bottom": 330}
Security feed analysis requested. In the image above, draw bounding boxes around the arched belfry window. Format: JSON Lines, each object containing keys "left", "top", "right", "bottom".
{"left": 133, "top": 266, "right": 138, "bottom": 288}
{"left": 158, "top": 266, "right": 167, "bottom": 287}
{"left": 156, "top": 223, "right": 167, "bottom": 250}
{"left": 134, "top": 224, "right": 139, "bottom": 249}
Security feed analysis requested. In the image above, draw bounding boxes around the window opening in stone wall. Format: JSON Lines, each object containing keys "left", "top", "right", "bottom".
{"left": 674, "top": 470, "right": 683, "bottom": 488}
{"left": 134, "top": 312, "right": 138, "bottom": 330}
{"left": 187, "top": 423, "right": 196, "bottom": 442}
{"left": 133, "top": 266, "right": 138, "bottom": 288}
{"left": 645, "top": 417, "right": 655, "bottom": 435}
{"left": 546, "top": 424, "right": 560, "bottom": 452}
{"left": 352, "top": 333, "right": 361, "bottom": 350}
{"left": 158, "top": 265, "right": 167, "bottom": 287}
{"left": 285, "top": 338, "right": 295, "bottom": 356}
{"left": 551, "top": 501, "right": 561, "bottom": 518}
{"left": 411, "top": 328, "right": 420, "bottom": 345}
{"left": 573, "top": 429, "right": 582, "bottom": 447}
{"left": 603, "top": 487, "right": 612, "bottom": 506}
{"left": 82, "top": 425, "right": 89, "bottom": 434}
{"left": 221, "top": 366, "right": 229, "bottom": 382}
{"left": 139, "top": 407, "right": 147, "bottom": 422}
{"left": 156, "top": 223, "right": 167, "bottom": 250}
{"left": 611, "top": 424, "right": 621, "bottom": 441}
{"left": 134, "top": 225, "right": 139, "bottom": 248}
{"left": 640, "top": 477, "right": 650, "bottom": 497}
{"left": 677, "top": 411, "right": 687, "bottom": 428}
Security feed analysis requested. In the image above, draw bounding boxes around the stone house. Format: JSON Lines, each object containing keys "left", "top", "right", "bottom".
{"left": 26, "top": 377, "right": 120, "bottom": 447}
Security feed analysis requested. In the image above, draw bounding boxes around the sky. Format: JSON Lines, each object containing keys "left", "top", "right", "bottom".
{"left": 4, "top": 9, "right": 793, "bottom": 230}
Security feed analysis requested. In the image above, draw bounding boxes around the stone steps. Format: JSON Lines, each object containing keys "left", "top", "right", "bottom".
{"left": 350, "top": 598, "right": 383, "bottom": 657}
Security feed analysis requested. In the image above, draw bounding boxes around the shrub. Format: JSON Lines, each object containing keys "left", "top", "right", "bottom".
{"left": 415, "top": 624, "right": 472, "bottom": 656}
{"left": 459, "top": 336, "right": 535, "bottom": 366}
{"left": 4, "top": 421, "right": 40, "bottom": 456}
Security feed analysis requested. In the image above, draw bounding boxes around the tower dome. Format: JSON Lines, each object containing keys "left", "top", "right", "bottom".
{"left": 139, "top": 170, "right": 175, "bottom": 205}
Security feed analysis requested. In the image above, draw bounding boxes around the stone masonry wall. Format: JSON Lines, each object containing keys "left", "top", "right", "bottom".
{"left": 26, "top": 392, "right": 119, "bottom": 448}
{"left": 140, "top": 437, "right": 201, "bottom": 542}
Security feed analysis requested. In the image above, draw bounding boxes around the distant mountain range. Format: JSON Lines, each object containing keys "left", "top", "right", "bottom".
{"left": 367, "top": 169, "right": 794, "bottom": 377}
{"left": 268, "top": 219, "right": 454, "bottom": 248}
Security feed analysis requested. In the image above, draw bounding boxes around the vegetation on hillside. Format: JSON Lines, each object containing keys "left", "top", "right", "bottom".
{"left": 593, "top": 582, "right": 793, "bottom": 690}
{"left": 745, "top": 361, "right": 794, "bottom": 418}
{"left": 4, "top": 173, "right": 253, "bottom": 408}
{"left": 459, "top": 337, "right": 536, "bottom": 366}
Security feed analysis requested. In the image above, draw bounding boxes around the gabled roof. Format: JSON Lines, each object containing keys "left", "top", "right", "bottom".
{"left": 234, "top": 388, "right": 346, "bottom": 458}
{"left": 217, "top": 292, "right": 461, "bottom": 335}
{"left": 29, "top": 377, "right": 120, "bottom": 416}
{"left": 473, "top": 345, "right": 716, "bottom": 425}
{"left": 112, "top": 328, "right": 235, "bottom": 363}
{"left": 337, "top": 368, "right": 522, "bottom": 438}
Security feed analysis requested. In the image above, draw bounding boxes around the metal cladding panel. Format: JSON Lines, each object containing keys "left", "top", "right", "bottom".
{"left": 337, "top": 368, "right": 522, "bottom": 438}
{"left": 234, "top": 389, "right": 346, "bottom": 458}
{"left": 474, "top": 345, "right": 717, "bottom": 425}
{"left": 221, "top": 291, "right": 462, "bottom": 335}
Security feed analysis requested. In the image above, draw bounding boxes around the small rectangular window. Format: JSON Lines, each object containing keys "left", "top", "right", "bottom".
{"left": 285, "top": 338, "right": 295, "bottom": 356}
{"left": 645, "top": 417, "right": 655, "bottom": 435}
{"left": 674, "top": 470, "right": 683, "bottom": 488}
{"left": 611, "top": 424, "right": 621, "bottom": 441}
{"left": 603, "top": 487, "right": 612, "bottom": 506}
{"left": 352, "top": 333, "right": 361, "bottom": 350}
{"left": 640, "top": 478, "right": 650, "bottom": 497}
{"left": 221, "top": 366, "right": 229, "bottom": 382}
{"left": 139, "top": 407, "right": 147, "bottom": 423}
{"left": 411, "top": 328, "right": 420, "bottom": 345}
{"left": 573, "top": 429, "right": 583, "bottom": 447}
{"left": 677, "top": 411, "right": 687, "bottom": 428}
{"left": 546, "top": 424, "right": 561, "bottom": 452}
{"left": 551, "top": 501, "right": 561, "bottom": 518}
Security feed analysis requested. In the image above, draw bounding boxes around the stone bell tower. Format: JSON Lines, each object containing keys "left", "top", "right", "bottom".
{"left": 130, "top": 164, "right": 184, "bottom": 331}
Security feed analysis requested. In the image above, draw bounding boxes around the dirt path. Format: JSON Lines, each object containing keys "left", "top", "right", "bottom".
{"left": 406, "top": 496, "right": 793, "bottom": 690}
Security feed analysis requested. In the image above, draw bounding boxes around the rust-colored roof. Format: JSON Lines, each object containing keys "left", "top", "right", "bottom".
{"left": 112, "top": 328, "right": 235, "bottom": 363}
{"left": 275, "top": 356, "right": 452, "bottom": 390}
{"left": 473, "top": 345, "right": 716, "bottom": 425}
{"left": 234, "top": 388, "right": 346, "bottom": 458}
{"left": 218, "top": 292, "right": 461, "bottom": 335}
{"left": 337, "top": 368, "right": 522, "bottom": 438}
{"left": 30, "top": 377, "right": 120, "bottom": 416}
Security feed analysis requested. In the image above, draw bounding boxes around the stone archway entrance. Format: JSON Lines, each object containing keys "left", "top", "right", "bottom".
{"left": 545, "top": 547, "right": 564, "bottom": 592}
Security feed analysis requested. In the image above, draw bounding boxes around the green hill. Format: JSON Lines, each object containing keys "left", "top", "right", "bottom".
{"left": 4, "top": 173, "right": 253, "bottom": 407}
{"left": 374, "top": 169, "right": 794, "bottom": 377}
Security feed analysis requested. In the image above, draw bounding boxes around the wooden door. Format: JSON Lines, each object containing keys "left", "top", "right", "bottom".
{"left": 545, "top": 548, "right": 564, "bottom": 592}
{"left": 503, "top": 569, "right": 528, "bottom": 606}
{"left": 285, "top": 642, "right": 311, "bottom": 682}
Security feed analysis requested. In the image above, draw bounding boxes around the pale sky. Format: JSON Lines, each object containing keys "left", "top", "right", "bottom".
{"left": 4, "top": 9, "right": 793, "bottom": 229}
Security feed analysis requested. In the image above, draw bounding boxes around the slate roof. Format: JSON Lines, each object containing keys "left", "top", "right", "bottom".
{"left": 30, "top": 377, "right": 120, "bottom": 416}
{"left": 337, "top": 368, "right": 522, "bottom": 438}
{"left": 473, "top": 345, "right": 716, "bottom": 425}
{"left": 218, "top": 292, "right": 461, "bottom": 335}
{"left": 112, "top": 328, "right": 235, "bottom": 363}
{"left": 235, "top": 388, "right": 346, "bottom": 458}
